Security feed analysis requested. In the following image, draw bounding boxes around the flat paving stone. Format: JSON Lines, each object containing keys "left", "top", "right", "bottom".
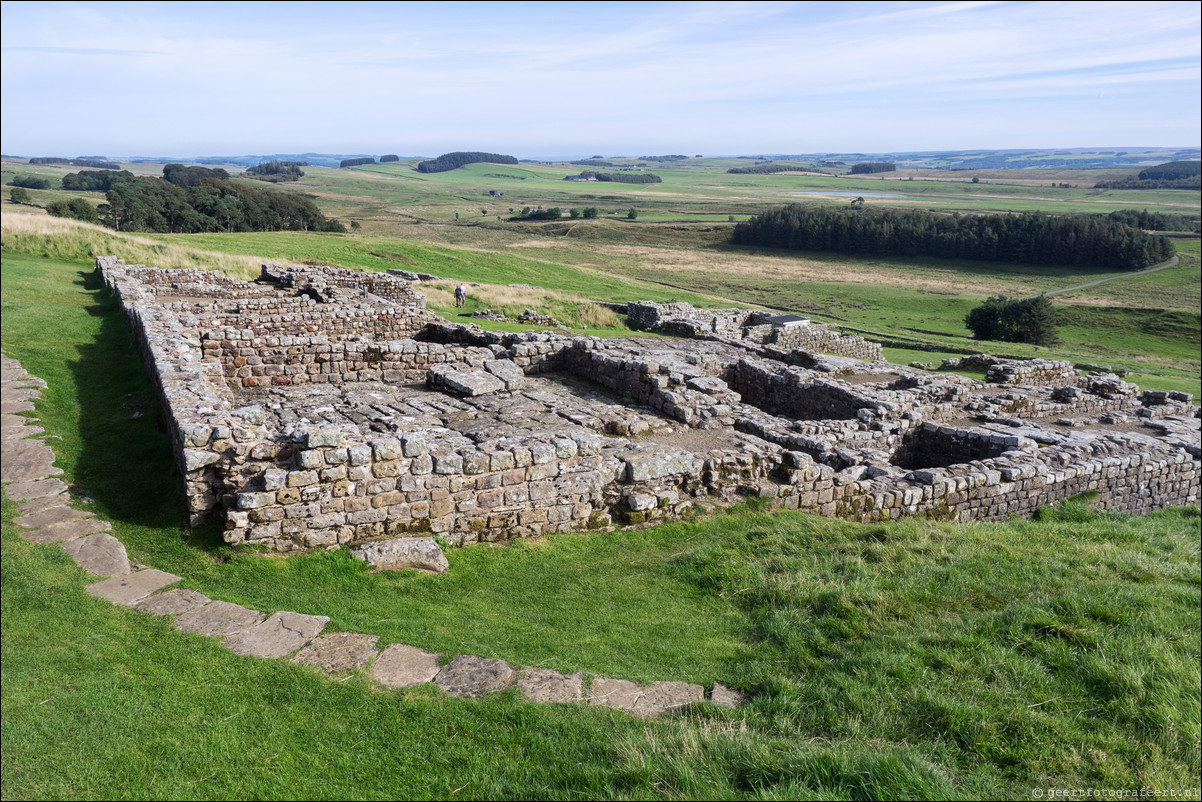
{"left": 634, "top": 681, "right": 705, "bottom": 718}
{"left": 1, "top": 445, "right": 62, "bottom": 482}
{"left": 61, "top": 532, "right": 131, "bottom": 576}
{"left": 434, "top": 655, "right": 515, "bottom": 698}
{"left": 88, "top": 569, "right": 182, "bottom": 605}
{"left": 17, "top": 495, "right": 73, "bottom": 515}
{"left": 174, "top": 600, "right": 264, "bottom": 637}
{"left": 588, "top": 677, "right": 644, "bottom": 712}
{"left": 13, "top": 504, "right": 88, "bottom": 530}
{"left": 22, "top": 516, "right": 111, "bottom": 544}
{"left": 372, "top": 644, "right": 442, "bottom": 689}
{"left": 1, "top": 431, "right": 48, "bottom": 448}
{"left": 710, "top": 682, "right": 747, "bottom": 708}
{"left": 131, "top": 588, "right": 211, "bottom": 616}
{"left": 517, "top": 669, "right": 583, "bottom": 703}
{"left": 1, "top": 387, "right": 42, "bottom": 402}
{"left": 2, "top": 477, "right": 68, "bottom": 500}
{"left": 1, "top": 401, "right": 36, "bottom": 414}
{"left": 225, "top": 611, "right": 330, "bottom": 658}
{"left": 293, "top": 632, "right": 380, "bottom": 673}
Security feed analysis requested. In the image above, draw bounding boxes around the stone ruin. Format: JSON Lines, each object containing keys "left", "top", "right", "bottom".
{"left": 96, "top": 256, "right": 1200, "bottom": 555}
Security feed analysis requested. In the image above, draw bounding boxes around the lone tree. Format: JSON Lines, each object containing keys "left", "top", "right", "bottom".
{"left": 10, "top": 186, "right": 31, "bottom": 204}
{"left": 965, "top": 294, "right": 1059, "bottom": 346}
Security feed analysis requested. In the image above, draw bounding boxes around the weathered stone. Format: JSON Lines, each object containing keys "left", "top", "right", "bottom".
{"left": 88, "top": 569, "right": 183, "bottom": 605}
{"left": 0, "top": 444, "right": 62, "bottom": 482}
{"left": 430, "top": 366, "right": 506, "bottom": 397}
{"left": 371, "top": 643, "right": 441, "bottom": 689}
{"left": 174, "top": 600, "right": 265, "bottom": 636}
{"left": 710, "top": 682, "right": 747, "bottom": 708}
{"left": 293, "top": 632, "right": 381, "bottom": 673}
{"left": 484, "top": 359, "right": 528, "bottom": 391}
{"left": 434, "top": 655, "right": 515, "bottom": 698}
{"left": 13, "top": 504, "right": 89, "bottom": 530}
{"left": 1, "top": 477, "right": 68, "bottom": 500}
{"left": 61, "top": 533, "right": 131, "bottom": 576}
{"left": 16, "top": 495, "right": 74, "bottom": 515}
{"left": 131, "top": 588, "right": 211, "bottom": 615}
{"left": 22, "top": 516, "right": 111, "bottom": 544}
{"left": 350, "top": 537, "right": 449, "bottom": 573}
{"left": 634, "top": 681, "right": 705, "bottom": 717}
{"left": 225, "top": 611, "right": 330, "bottom": 658}
{"left": 588, "top": 677, "right": 643, "bottom": 711}
{"left": 517, "top": 669, "right": 583, "bottom": 703}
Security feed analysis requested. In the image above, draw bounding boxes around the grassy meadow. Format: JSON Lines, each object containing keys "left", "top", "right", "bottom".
{"left": 2, "top": 153, "right": 1201, "bottom": 798}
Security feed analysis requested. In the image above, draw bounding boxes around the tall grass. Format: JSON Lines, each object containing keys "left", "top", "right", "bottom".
{"left": 1, "top": 210, "right": 262, "bottom": 278}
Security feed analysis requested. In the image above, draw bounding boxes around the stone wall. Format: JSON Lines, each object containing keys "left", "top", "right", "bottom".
{"left": 626, "top": 300, "right": 881, "bottom": 360}
{"left": 98, "top": 256, "right": 1200, "bottom": 555}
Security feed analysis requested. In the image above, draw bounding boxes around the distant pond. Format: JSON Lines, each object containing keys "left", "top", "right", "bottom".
{"left": 789, "top": 191, "right": 909, "bottom": 198}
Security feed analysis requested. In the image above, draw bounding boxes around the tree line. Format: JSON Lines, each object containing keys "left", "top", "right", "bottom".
{"left": 848, "top": 162, "right": 896, "bottom": 174}
{"left": 1093, "top": 160, "right": 1201, "bottom": 190}
{"left": 61, "top": 170, "right": 134, "bottom": 191}
{"left": 29, "top": 157, "right": 121, "bottom": 169}
{"left": 10, "top": 175, "right": 52, "bottom": 189}
{"left": 730, "top": 205, "right": 1175, "bottom": 271}
{"left": 568, "top": 170, "right": 662, "bottom": 184}
{"left": 416, "top": 152, "right": 518, "bottom": 173}
{"left": 246, "top": 160, "right": 307, "bottom": 182}
{"left": 339, "top": 157, "right": 375, "bottom": 168}
{"left": 45, "top": 165, "right": 345, "bottom": 234}
{"left": 727, "top": 164, "right": 794, "bottom": 174}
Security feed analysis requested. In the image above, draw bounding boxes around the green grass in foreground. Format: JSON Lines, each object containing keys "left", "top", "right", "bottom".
{"left": 3, "top": 248, "right": 1201, "bottom": 799}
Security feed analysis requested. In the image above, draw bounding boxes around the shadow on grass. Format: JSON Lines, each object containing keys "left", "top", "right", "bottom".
{"left": 66, "top": 268, "right": 227, "bottom": 551}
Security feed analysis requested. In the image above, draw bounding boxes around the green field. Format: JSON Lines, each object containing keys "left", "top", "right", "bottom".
{"left": 3, "top": 153, "right": 1201, "bottom": 799}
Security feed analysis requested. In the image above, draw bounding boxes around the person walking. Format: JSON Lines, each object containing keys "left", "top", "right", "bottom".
{"left": 455, "top": 283, "right": 467, "bottom": 308}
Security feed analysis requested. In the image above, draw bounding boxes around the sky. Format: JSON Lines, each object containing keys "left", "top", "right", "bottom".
{"left": 1, "top": 0, "right": 1199, "bottom": 159}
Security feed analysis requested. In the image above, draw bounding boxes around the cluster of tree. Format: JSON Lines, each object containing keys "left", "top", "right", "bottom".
{"left": 45, "top": 197, "right": 99, "bottom": 224}
{"left": 379, "top": 154, "right": 400, "bottom": 162}
{"left": 965, "top": 295, "right": 1058, "bottom": 346}
{"left": 1092, "top": 176, "right": 1201, "bottom": 190}
{"left": 92, "top": 167, "right": 345, "bottom": 234}
{"left": 245, "top": 160, "right": 307, "bottom": 182}
{"left": 1105, "top": 209, "right": 1198, "bottom": 232}
{"left": 416, "top": 152, "right": 518, "bottom": 173}
{"left": 163, "top": 163, "right": 230, "bottom": 188}
{"left": 515, "top": 207, "right": 565, "bottom": 220}
{"left": 1138, "top": 160, "right": 1200, "bottom": 181}
{"left": 339, "top": 157, "right": 375, "bottom": 168}
{"left": 10, "top": 175, "right": 52, "bottom": 190}
{"left": 726, "top": 164, "right": 794, "bottom": 174}
{"left": 10, "top": 187, "right": 33, "bottom": 204}
{"left": 730, "top": 205, "right": 1175, "bottom": 271}
{"left": 1093, "top": 161, "right": 1201, "bottom": 190}
{"left": 571, "top": 170, "right": 662, "bottom": 184}
{"left": 638, "top": 155, "right": 688, "bottom": 162}
{"left": 571, "top": 159, "right": 615, "bottom": 167}
{"left": 61, "top": 170, "right": 134, "bottom": 191}
{"left": 848, "top": 162, "right": 897, "bottom": 174}
{"left": 29, "top": 157, "right": 121, "bottom": 169}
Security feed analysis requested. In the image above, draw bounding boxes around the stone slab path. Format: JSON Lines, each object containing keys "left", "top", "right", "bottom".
{"left": 2, "top": 349, "right": 747, "bottom": 717}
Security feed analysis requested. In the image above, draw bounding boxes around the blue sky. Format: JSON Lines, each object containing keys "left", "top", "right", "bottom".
{"left": 1, "top": 0, "right": 1198, "bottom": 158}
